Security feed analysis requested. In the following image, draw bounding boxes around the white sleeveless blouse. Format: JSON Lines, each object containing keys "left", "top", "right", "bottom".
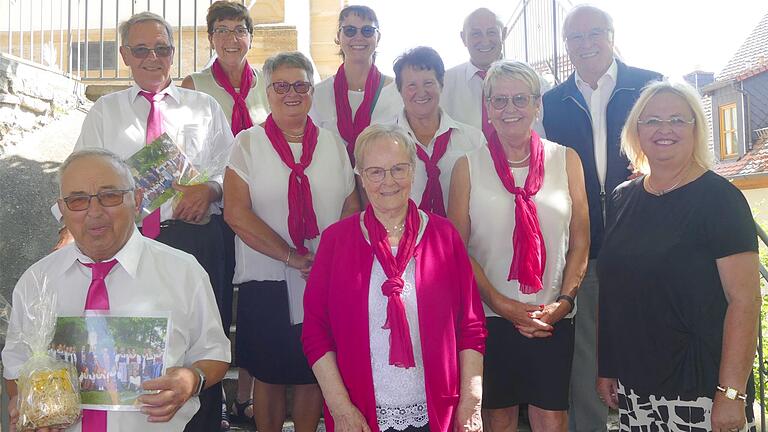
{"left": 467, "top": 139, "right": 573, "bottom": 317}
{"left": 190, "top": 66, "right": 270, "bottom": 129}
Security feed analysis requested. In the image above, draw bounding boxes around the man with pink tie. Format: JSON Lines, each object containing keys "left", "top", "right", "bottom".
{"left": 54, "top": 12, "right": 234, "bottom": 431}
{"left": 2, "top": 149, "right": 231, "bottom": 432}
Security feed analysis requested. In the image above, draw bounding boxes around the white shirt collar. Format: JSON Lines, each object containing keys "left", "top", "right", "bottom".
{"left": 61, "top": 227, "right": 144, "bottom": 279}
{"left": 129, "top": 81, "right": 181, "bottom": 104}
{"left": 396, "top": 108, "right": 458, "bottom": 145}
{"left": 464, "top": 62, "right": 485, "bottom": 83}
{"left": 575, "top": 58, "right": 618, "bottom": 91}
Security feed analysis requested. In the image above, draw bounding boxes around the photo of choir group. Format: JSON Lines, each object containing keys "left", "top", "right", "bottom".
{"left": 50, "top": 314, "right": 170, "bottom": 409}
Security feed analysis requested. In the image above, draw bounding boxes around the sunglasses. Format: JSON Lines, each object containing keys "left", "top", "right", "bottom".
{"left": 487, "top": 93, "right": 540, "bottom": 110}
{"left": 62, "top": 189, "right": 134, "bottom": 211}
{"left": 123, "top": 45, "right": 174, "bottom": 59}
{"left": 270, "top": 81, "right": 312, "bottom": 94}
{"left": 340, "top": 25, "right": 378, "bottom": 38}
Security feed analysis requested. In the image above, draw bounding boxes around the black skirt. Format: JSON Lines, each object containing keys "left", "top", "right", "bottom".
{"left": 482, "top": 316, "right": 575, "bottom": 410}
{"left": 235, "top": 280, "right": 317, "bottom": 385}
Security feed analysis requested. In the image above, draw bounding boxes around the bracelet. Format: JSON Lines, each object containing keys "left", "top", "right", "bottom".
{"left": 284, "top": 247, "right": 292, "bottom": 265}
{"left": 716, "top": 385, "right": 747, "bottom": 401}
{"left": 556, "top": 294, "right": 575, "bottom": 313}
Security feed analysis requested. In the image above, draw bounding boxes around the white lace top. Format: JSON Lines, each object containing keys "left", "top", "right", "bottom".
{"left": 363, "top": 212, "right": 429, "bottom": 430}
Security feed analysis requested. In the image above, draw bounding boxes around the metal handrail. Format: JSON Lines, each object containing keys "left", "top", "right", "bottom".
{"left": 0, "top": 0, "right": 249, "bottom": 82}
{"left": 755, "top": 221, "right": 767, "bottom": 430}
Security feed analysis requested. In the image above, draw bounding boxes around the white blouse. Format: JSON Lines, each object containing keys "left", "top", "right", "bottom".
{"left": 309, "top": 73, "right": 403, "bottom": 152}
{"left": 362, "top": 211, "right": 429, "bottom": 431}
{"left": 227, "top": 125, "right": 355, "bottom": 321}
{"left": 466, "top": 139, "right": 574, "bottom": 317}
{"left": 190, "top": 66, "right": 270, "bottom": 129}
{"left": 392, "top": 109, "right": 484, "bottom": 209}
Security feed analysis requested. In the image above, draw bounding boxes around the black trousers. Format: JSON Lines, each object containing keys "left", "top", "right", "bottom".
{"left": 147, "top": 216, "right": 229, "bottom": 432}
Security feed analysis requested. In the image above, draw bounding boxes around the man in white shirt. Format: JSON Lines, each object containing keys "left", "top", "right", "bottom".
{"left": 442, "top": 8, "right": 546, "bottom": 141}
{"left": 55, "top": 12, "right": 235, "bottom": 430}
{"left": 3, "top": 149, "right": 231, "bottom": 432}
{"left": 542, "top": 6, "right": 662, "bottom": 431}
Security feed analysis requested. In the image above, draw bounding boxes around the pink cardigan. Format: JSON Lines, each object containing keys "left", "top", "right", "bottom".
{"left": 302, "top": 213, "right": 486, "bottom": 432}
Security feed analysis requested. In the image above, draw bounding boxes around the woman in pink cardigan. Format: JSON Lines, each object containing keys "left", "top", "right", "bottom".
{"left": 302, "top": 124, "right": 487, "bottom": 432}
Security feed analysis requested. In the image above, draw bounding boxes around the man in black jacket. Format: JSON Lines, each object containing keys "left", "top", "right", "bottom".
{"left": 542, "top": 5, "right": 662, "bottom": 431}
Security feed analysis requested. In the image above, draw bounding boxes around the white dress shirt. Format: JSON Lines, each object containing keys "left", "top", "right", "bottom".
{"left": 442, "top": 61, "right": 548, "bottom": 138}
{"left": 308, "top": 74, "right": 403, "bottom": 150}
{"left": 2, "top": 228, "right": 231, "bottom": 432}
{"left": 392, "top": 109, "right": 484, "bottom": 208}
{"left": 575, "top": 59, "right": 618, "bottom": 190}
{"left": 72, "top": 82, "right": 235, "bottom": 221}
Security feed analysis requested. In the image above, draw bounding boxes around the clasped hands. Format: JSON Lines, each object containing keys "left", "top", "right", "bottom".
{"left": 496, "top": 297, "right": 569, "bottom": 338}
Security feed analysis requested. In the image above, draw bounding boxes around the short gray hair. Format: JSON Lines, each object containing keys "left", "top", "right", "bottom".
{"left": 59, "top": 149, "right": 136, "bottom": 197}
{"left": 483, "top": 60, "right": 542, "bottom": 102}
{"left": 119, "top": 12, "right": 174, "bottom": 46}
{"left": 353, "top": 124, "right": 416, "bottom": 170}
{"left": 262, "top": 51, "right": 315, "bottom": 87}
{"left": 462, "top": 8, "right": 504, "bottom": 35}
{"left": 562, "top": 4, "right": 614, "bottom": 39}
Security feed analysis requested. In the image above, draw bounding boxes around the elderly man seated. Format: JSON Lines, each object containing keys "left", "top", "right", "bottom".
{"left": 3, "top": 149, "right": 231, "bottom": 432}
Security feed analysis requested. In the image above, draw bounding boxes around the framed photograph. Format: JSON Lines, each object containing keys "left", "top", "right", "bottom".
{"left": 50, "top": 312, "right": 171, "bottom": 411}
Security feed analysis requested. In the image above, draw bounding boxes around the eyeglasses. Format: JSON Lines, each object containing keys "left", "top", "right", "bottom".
{"left": 565, "top": 28, "right": 612, "bottom": 44}
{"left": 270, "top": 81, "right": 312, "bottom": 94}
{"left": 340, "top": 25, "right": 378, "bottom": 38}
{"left": 362, "top": 163, "right": 412, "bottom": 183}
{"left": 123, "top": 45, "right": 174, "bottom": 59}
{"left": 212, "top": 26, "right": 250, "bottom": 38}
{"left": 637, "top": 116, "right": 696, "bottom": 129}
{"left": 487, "top": 93, "right": 540, "bottom": 110}
{"left": 62, "top": 189, "right": 134, "bottom": 211}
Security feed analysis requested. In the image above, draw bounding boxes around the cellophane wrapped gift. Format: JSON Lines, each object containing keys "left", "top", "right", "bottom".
{"left": 12, "top": 272, "right": 80, "bottom": 430}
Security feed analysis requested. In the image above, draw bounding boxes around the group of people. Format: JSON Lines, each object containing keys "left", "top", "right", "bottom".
{"left": 0, "top": 2, "right": 761, "bottom": 432}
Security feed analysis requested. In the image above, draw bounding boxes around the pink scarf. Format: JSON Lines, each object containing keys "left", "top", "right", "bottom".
{"left": 211, "top": 59, "right": 254, "bottom": 136}
{"left": 487, "top": 129, "right": 547, "bottom": 294}
{"left": 415, "top": 129, "right": 452, "bottom": 216}
{"left": 333, "top": 63, "right": 383, "bottom": 164}
{"left": 264, "top": 114, "right": 320, "bottom": 255}
{"left": 363, "top": 200, "right": 420, "bottom": 368}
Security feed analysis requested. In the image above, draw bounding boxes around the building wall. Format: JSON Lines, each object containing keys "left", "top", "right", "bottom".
{"left": 711, "top": 85, "right": 746, "bottom": 160}
{"left": 745, "top": 72, "right": 768, "bottom": 140}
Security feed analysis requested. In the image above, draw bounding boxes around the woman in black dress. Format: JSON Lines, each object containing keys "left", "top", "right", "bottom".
{"left": 597, "top": 80, "right": 760, "bottom": 432}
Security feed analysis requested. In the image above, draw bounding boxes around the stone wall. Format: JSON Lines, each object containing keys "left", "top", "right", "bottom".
{"left": 0, "top": 53, "right": 84, "bottom": 152}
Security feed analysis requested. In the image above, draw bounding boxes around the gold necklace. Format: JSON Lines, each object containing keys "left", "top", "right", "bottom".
{"left": 385, "top": 222, "right": 404, "bottom": 235}
{"left": 281, "top": 130, "right": 304, "bottom": 140}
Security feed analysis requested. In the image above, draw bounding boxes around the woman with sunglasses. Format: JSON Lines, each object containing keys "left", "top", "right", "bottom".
{"left": 223, "top": 51, "right": 360, "bottom": 432}
{"left": 309, "top": 5, "right": 403, "bottom": 166}
{"left": 391, "top": 46, "right": 484, "bottom": 217}
{"left": 181, "top": 3, "right": 269, "bottom": 428}
{"left": 597, "top": 81, "right": 759, "bottom": 432}
{"left": 303, "top": 124, "right": 486, "bottom": 432}
{"left": 448, "top": 60, "right": 589, "bottom": 432}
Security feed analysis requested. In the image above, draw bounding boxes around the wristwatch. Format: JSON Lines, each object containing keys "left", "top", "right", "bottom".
{"left": 716, "top": 385, "right": 747, "bottom": 401}
{"left": 192, "top": 367, "right": 207, "bottom": 397}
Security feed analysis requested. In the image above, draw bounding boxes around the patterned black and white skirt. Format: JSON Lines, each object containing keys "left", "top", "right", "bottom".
{"left": 617, "top": 381, "right": 757, "bottom": 432}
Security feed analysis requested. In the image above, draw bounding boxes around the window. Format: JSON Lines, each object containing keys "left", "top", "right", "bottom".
{"left": 70, "top": 41, "right": 117, "bottom": 71}
{"left": 719, "top": 103, "right": 738, "bottom": 159}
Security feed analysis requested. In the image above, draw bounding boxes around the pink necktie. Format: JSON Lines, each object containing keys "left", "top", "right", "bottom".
{"left": 81, "top": 259, "right": 118, "bottom": 431}
{"left": 139, "top": 91, "right": 165, "bottom": 239}
{"left": 476, "top": 70, "right": 494, "bottom": 142}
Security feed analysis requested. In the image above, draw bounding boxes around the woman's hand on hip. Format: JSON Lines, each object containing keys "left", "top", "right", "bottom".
{"left": 454, "top": 396, "right": 482, "bottom": 432}
{"left": 332, "top": 403, "right": 371, "bottom": 432}
{"left": 596, "top": 377, "right": 619, "bottom": 409}
{"left": 711, "top": 392, "right": 747, "bottom": 432}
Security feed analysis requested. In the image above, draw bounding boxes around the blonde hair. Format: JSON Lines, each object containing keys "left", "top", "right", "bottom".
{"left": 353, "top": 124, "right": 416, "bottom": 171}
{"left": 483, "top": 60, "right": 542, "bottom": 104}
{"left": 621, "top": 80, "right": 712, "bottom": 174}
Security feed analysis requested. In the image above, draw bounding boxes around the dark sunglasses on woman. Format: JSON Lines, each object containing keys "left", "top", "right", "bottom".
{"left": 270, "top": 81, "right": 313, "bottom": 95}
{"left": 340, "top": 25, "right": 378, "bottom": 38}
